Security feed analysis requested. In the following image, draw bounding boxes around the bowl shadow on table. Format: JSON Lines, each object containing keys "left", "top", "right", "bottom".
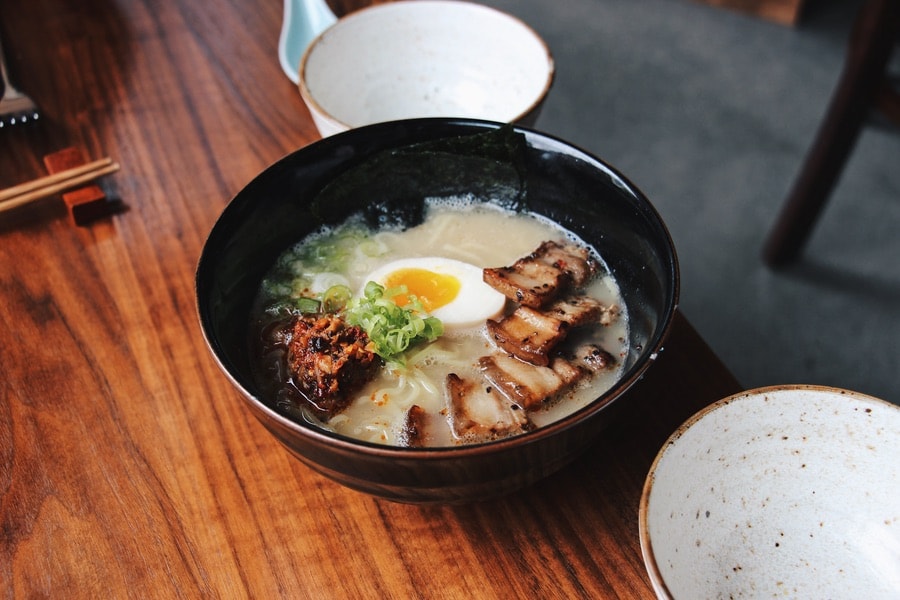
{"left": 374, "top": 341, "right": 722, "bottom": 592}
{"left": 459, "top": 318, "right": 725, "bottom": 495}
{"left": 0, "top": 202, "right": 127, "bottom": 239}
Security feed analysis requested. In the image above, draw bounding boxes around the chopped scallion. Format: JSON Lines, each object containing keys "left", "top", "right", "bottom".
{"left": 344, "top": 282, "right": 443, "bottom": 363}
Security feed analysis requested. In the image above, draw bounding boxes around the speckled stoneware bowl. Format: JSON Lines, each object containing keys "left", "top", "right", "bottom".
{"left": 298, "top": 0, "right": 554, "bottom": 137}
{"left": 196, "top": 118, "right": 678, "bottom": 504}
{"left": 639, "top": 384, "right": 900, "bottom": 599}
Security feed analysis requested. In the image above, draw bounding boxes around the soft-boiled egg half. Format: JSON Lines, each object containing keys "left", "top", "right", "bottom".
{"left": 363, "top": 257, "right": 507, "bottom": 329}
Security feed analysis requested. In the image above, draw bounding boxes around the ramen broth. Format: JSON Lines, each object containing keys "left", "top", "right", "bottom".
{"left": 251, "top": 200, "right": 629, "bottom": 447}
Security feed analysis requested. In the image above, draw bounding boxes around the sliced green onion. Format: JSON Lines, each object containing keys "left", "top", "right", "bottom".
{"left": 294, "top": 297, "right": 321, "bottom": 314}
{"left": 344, "top": 282, "right": 443, "bottom": 363}
{"left": 322, "top": 284, "right": 352, "bottom": 313}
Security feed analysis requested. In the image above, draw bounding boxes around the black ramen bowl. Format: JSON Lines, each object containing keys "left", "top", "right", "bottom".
{"left": 196, "top": 118, "right": 679, "bottom": 504}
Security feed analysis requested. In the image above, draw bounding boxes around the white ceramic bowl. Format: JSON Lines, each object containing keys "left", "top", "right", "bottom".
{"left": 298, "top": 0, "right": 554, "bottom": 137}
{"left": 640, "top": 385, "right": 900, "bottom": 599}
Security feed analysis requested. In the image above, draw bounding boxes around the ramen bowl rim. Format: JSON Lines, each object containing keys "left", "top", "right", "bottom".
{"left": 196, "top": 117, "right": 680, "bottom": 498}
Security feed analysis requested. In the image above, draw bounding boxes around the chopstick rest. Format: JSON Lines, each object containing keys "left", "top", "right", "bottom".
{"left": 43, "top": 148, "right": 118, "bottom": 225}
{"left": 0, "top": 148, "right": 119, "bottom": 224}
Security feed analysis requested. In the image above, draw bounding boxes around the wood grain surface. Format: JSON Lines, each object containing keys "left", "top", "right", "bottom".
{"left": 0, "top": 1, "right": 741, "bottom": 597}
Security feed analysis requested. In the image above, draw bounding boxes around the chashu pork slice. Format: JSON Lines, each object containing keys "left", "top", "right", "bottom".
{"left": 446, "top": 373, "right": 530, "bottom": 440}
{"left": 532, "top": 240, "right": 597, "bottom": 288}
{"left": 397, "top": 404, "right": 429, "bottom": 448}
{"left": 478, "top": 354, "right": 584, "bottom": 411}
{"left": 483, "top": 241, "right": 598, "bottom": 309}
{"left": 486, "top": 295, "right": 611, "bottom": 366}
{"left": 486, "top": 306, "right": 568, "bottom": 367}
{"left": 482, "top": 258, "right": 567, "bottom": 309}
{"left": 570, "top": 343, "right": 617, "bottom": 373}
{"left": 544, "top": 295, "right": 612, "bottom": 327}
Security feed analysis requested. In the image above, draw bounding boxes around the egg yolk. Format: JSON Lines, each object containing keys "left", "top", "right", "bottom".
{"left": 383, "top": 268, "right": 461, "bottom": 313}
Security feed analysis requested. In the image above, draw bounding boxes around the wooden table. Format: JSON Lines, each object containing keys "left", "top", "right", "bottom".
{"left": 0, "top": 1, "right": 741, "bottom": 597}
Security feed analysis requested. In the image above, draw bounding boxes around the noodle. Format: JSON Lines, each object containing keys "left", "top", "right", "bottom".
{"left": 251, "top": 199, "right": 629, "bottom": 447}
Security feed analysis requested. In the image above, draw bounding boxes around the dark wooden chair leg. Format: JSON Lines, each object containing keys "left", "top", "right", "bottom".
{"left": 762, "top": 0, "right": 900, "bottom": 267}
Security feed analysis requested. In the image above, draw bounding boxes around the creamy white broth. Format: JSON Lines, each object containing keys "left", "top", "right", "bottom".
{"left": 253, "top": 200, "right": 629, "bottom": 447}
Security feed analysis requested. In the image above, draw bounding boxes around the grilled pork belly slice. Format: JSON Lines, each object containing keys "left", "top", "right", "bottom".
{"left": 570, "top": 343, "right": 616, "bottom": 373}
{"left": 483, "top": 259, "right": 566, "bottom": 309}
{"left": 486, "top": 306, "right": 567, "bottom": 367}
{"left": 479, "top": 343, "right": 618, "bottom": 412}
{"left": 397, "top": 404, "right": 429, "bottom": 448}
{"left": 446, "top": 373, "right": 530, "bottom": 439}
{"left": 483, "top": 241, "right": 598, "bottom": 308}
{"left": 479, "top": 354, "right": 584, "bottom": 410}
{"left": 487, "top": 295, "right": 611, "bottom": 366}
{"left": 544, "top": 295, "right": 610, "bottom": 326}
{"left": 533, "top": 240, "right": 597, "bottom": 288}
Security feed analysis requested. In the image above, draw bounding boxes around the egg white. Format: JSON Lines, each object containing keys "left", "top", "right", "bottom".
{"left": 362, "top": 257, "right": 506, "bottom": 329}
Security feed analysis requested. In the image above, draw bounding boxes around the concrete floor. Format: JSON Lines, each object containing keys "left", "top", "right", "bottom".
{"left": 481, "top": 0, "right": 900, "bottom": 403}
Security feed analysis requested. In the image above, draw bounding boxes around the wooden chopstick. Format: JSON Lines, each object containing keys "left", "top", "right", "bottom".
{"left": 0, "top": 158, "right": 120, "bottom": 213}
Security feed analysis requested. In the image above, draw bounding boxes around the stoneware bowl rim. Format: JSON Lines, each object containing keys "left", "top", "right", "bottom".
{"left": 639, "top": 383, "right": 900, "bottom": 598}
{"left": 297, "top": 0, "right": 555, "bottom": 136}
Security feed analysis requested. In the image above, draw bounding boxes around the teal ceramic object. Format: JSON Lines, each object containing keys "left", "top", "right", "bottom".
{"left": 278, "top": 0, "right": 336, "bottom": 83}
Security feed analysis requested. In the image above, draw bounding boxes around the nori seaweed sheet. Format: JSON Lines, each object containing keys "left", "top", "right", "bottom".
{"left": 309, "top": 125, "right": 530, "bottom": 230}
